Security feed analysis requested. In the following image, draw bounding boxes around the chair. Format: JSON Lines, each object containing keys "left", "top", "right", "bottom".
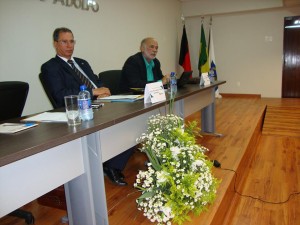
{"left": 0, "top": 81, "right": 34, "bottom": 224}
{"left": 98, "top": 70, "right": 123, "bottom": 95}
{"left": 39, "top": 73, "right": 59, "bottom": 109}
{"left": 0, "top": 81, "right": 29, "bottom": 121}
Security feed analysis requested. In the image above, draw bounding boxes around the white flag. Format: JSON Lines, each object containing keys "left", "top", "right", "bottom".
{"left": 208, "top": 26, "right": 222, "bottom": 98}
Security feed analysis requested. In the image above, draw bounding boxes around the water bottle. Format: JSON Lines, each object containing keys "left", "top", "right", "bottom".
{"left": 78, "top": 85, "right": 93, "bottom": 121}
{"left": 170, "top": 72, "right": 177, "bottom": 95}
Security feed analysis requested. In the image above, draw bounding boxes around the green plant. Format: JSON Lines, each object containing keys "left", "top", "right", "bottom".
{"left": 135, "top": 114, "right": 220, "bottom": 225}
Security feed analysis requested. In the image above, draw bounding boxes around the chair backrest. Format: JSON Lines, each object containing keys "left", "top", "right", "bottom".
{"left": 39, "top": 73, "right": 59, "bottom": 109}
{"left": 0, "top": 81, "right": 29, "bottom": 121}
{"left": 98, "top": 70, "right": 123, "bottom": 95}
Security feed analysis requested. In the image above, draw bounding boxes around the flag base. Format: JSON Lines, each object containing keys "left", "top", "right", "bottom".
{"left": 215, "top": 89, "right": 222, "bottom": 99}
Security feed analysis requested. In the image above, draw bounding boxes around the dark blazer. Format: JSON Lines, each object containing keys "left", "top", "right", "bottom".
{"left": 41, "top": 56, "right": 101, "bottom": 107}
{"left": 41, "top": 55, "right": 133, "bottom": 171}
{"left": 120, "top": 52, "right": 164, "bottom": 92}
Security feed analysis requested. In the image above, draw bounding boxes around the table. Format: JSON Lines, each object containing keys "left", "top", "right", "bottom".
{"left": 0, "top": 81, "right": 225, "bottom": 224}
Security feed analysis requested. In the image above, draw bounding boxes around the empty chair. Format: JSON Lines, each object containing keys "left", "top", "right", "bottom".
{"left": 0, "top": 81, "right": 29, "bottom": 121}
{"left": 98, "top": 70, "right": 123, "bottom": 95}
{"left": 0, "top": 81, "right": 34, "bottom": 224}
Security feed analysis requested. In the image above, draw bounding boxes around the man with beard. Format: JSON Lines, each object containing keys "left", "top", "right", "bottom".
{"left": 120, "top": 37, "right": 170, "bottom": 93}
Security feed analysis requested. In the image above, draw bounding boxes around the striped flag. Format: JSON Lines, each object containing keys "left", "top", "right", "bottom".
{"left": 198, "top": 23, "right": 209, "bottom": 75}
{"left": 208, "top": 26, "right": 217, "bottom": 81}
{"left": 179, "top": 25, "right": 192, "bottom": 73}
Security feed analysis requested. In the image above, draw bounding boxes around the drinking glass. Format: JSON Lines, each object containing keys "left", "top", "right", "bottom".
{"left": 64, "top": 95, "right": 81, "bottom": 126}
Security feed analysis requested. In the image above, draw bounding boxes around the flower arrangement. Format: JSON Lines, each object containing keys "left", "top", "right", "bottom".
{"left": 134, "top": 114, "right": 220, "bottom": 225}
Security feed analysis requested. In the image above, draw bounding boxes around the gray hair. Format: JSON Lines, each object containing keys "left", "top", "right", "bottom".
{"left": 140, "top": 37, "right": 155, "bottom": 49}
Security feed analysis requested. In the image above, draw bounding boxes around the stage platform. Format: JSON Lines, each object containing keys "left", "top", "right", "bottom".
{"left": 106, "top": 96, "right": 266, "bottom": 225}
{"left": 1, "top": 96, "right": 299, "bottom": 225}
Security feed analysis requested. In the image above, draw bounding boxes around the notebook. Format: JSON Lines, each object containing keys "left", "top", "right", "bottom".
{"left": 96, "top": 95, "right": 144, "bottom": 102}
{"left": 0, "top": 123, "right": 38, "bottom": 134}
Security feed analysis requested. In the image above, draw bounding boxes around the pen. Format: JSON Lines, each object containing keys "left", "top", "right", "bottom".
{"left": 25, "top": 123, "right": 36, "bottom": 126}
{"left": 93, "top": 103, "right": 104, "bottom": 106}
{"left": 91, "top": 103, "right": 104, "bottom": 109}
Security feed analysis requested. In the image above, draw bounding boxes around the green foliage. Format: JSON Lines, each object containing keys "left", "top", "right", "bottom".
{"left": 135, "top": 114, "right": 220, "bottom": 225}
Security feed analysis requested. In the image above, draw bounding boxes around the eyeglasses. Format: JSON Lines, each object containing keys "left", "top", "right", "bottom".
{"left": 56, "top": 40, "right": 76, "bottom": 46}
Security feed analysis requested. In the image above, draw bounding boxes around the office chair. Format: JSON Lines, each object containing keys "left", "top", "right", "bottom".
{"left": 0, "top": 81, "right": 35, "bottom": 224}
{"left": 0, "top": 81, "right": 29, "bottom": 121}
{"left": 39, "top": 73, "right": 59, "bottom": 109}
{"left": 98, "top": 70, "right": 123, "bottom": 95}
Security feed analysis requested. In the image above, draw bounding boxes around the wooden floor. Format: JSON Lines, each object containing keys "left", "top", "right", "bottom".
{"left": 262, "top": 105, "right": 300, "bottom": 137}
{"left": 1, "top": 96, "right": 300, "bottom": 225}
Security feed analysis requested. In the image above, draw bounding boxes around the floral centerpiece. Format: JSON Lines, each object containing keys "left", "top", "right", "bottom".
{"left": 134, "top": 114, "right": 220, "bottom": 225}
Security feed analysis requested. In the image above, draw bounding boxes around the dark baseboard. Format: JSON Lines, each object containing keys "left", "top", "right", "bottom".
{"left": 220, "top": 93, "right": 261, "bottom": 98}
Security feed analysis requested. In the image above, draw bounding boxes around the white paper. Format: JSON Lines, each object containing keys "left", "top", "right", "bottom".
{"left": 0, "top": 123, "right": 38, "bottom": 134}
{"left": 200, "top": 72, "right": 211, "bottom": 86}
{"left": 98, "top": 95, "right": 142, "bottom": 100}
{"left": 144, "top": 81, "right": 166, "bottom": 104}
{"left": 97, "top": 95, "right": 143, "bottom": 102}
{"left": 22, "top": 112, "right": 68, "bottom": 123}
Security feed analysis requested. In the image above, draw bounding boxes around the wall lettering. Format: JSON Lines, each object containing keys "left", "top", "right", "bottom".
{"left": 40, "top": 0, "right": 100, "bottom": 13}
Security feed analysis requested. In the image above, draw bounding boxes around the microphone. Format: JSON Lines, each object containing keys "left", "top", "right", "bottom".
{"left": 213, "top": 159, "right": 221, "bottom": 168}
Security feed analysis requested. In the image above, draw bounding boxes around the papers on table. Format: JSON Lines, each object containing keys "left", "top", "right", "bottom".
{"left": 0, "top": 123, "right": 38, "bottom": 134}
{"left": 144, "top": 81, "right": 166, "bottom": 104}
{"left": 130, "top": 88, "right": 145, "bottom": 94}
{"left": 200, "top": 72, "right": 211, "bottom": 86}
{"left": 22, "top": 112, "right": 68, "bottom": 123}
{"left": 97, "top": 95, "right": 144, "bottom": 102}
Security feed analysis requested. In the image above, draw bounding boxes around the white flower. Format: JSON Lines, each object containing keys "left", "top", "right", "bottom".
{"left": 170, "top": 146, "right": 181, "bottom": 158}
{"left": 162, "top": 206, "right": 172, "bottom": 218}
{"left": 191, "top": 159, "right": 204, "bottom": 171}
{"left": 156, "top": 171, "right": 168, "bottom": 183}
{"left": 135, "top": 114, "right": 219, "bottom": 225}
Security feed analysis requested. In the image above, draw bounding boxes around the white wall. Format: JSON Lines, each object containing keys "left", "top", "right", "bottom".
{"left": 2, "top": 1, "right": 299, "bottom": 117}
{"left": 0, "top": 0, "right": 182, "bottom": 115}
{"left": 181, "top": 0, "right": 300, "bottom": 97}
{"left": 181, "top": 0, "right": 284, "bottom": 16}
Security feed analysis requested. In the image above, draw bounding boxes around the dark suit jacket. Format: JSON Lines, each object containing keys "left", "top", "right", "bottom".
{"left": 41, "top": 56, "right": 102, "bottom": 108}
{"left": 41, "top": 56, "right": 133, "bottom": 169}
{"left": 120, "top": 52, "right": 164, "bottom": 92}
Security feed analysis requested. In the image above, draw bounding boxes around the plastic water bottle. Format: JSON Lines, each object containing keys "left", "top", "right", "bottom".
{"left": 78, "top": 85, "right": 93, "bottom": 121}
{"left": 170, "top": 72, "right": 177, "bottom": 95}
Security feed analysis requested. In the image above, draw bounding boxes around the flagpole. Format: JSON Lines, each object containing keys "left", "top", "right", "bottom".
{"left": 181, "top": 14, "right": 185, "bottom": 25}
{"left": 208, "top": 17, "right": 222, "bottom": 99}
{"left": 201, "top": 22, "right": 223, "bottom": 137}
{"left": 178, "top": 14, "right": 192, "bottom": 75}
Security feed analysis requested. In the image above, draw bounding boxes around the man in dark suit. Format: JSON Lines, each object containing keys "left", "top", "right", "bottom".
{"left": 41, "top": 27, "right": 132, "bottom": 186}
{"left": 41, "top": 28, "right": 110, "bottom": 108}
{"left": 120, "top": 37, "right": 170, "bottom": 93}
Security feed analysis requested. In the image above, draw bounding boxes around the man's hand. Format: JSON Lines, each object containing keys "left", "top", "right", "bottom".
{"left": 162, "top": 74, "right": 171, "bottom": 85}
{"left": 93, "top": 87, "right": 111, "bottom": 98}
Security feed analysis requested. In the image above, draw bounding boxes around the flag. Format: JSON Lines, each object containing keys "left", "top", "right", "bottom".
{"left": 208, "top": 25, "right": 222, "bottom": 98}
{"left": 198, "top": 23, "right": 209, "bottom": 75}
{"left": 208, "top": 26, "right": 217, "bottom": 81}
{"left": 179, "top": 25, "right": 192, "bottom": 73}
